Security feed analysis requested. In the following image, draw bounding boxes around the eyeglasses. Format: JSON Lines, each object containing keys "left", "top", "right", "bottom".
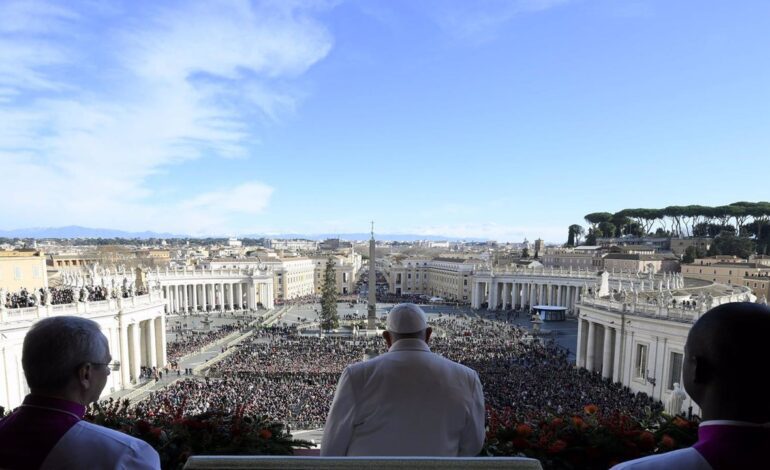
{"left": 90, "top": 361, "right": 121, "bottom": 371}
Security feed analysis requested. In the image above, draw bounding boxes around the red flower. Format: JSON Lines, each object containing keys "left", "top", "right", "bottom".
{"left": 673, "top": 417, "right": 690, "bottom": 428}
{"left": 551, "top": 418, "right": 564, "bottom": 427}
{"left": 259, "top": 429, "right": 273, "bottom": 440}
{"left": 572, "top": 416, "right": 587, "bottom": 430}
{"left": 660, "top": 434, "right": 676, "bottom": 448}
{"left": 638, "top": 431, "right": 655, "bottom": 451}
{"left": 547, "top": 439, "right": 568, "bottom": 454}
{"left": 583, "top": 404, "right": 598, "bottom": 415}
{"left": 515, "top": 424, "right": 533, "bottom": 438}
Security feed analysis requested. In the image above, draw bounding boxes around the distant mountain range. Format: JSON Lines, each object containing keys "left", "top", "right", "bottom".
{"left": 0, "top": 226, "right": 487, "bottom": 242}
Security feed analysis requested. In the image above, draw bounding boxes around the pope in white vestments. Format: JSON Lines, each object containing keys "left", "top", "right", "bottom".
{"left": 321, "top": 303, "right": 485, "bottom": 456}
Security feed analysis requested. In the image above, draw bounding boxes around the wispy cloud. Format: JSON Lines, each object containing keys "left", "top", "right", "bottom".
{"left": 424, "top": 0, "right": 574, "bottom": 44}
{"left": 0, "top": 0, "right": 333, "bottom": 234}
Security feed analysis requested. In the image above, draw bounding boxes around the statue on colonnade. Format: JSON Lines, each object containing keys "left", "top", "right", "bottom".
{"left": 666, "top": 383, "right": 687, "bottom": 415}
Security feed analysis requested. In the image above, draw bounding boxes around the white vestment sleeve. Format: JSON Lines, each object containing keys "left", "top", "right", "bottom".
{"left": 321, "top": 367, "right": 357, "bottom": 456}
{"left": 458, "top": 371, "right": 485, "bottom": 456}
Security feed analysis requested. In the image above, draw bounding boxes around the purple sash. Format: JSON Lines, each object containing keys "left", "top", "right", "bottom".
{"left": 0, "top": 395, "right": 85, "bottom": 470}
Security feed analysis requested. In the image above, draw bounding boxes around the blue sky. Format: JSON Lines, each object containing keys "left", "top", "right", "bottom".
{"left": 1, "top": 0, "right": 769, "bottom": 242}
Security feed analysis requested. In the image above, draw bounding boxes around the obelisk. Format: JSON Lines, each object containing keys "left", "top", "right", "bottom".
{"left": 367, "top": 222, "right": 376, "bottom": 330}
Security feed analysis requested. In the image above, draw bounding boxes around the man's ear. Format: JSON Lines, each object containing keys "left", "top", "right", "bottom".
{"left": 692, "top": 355, "right": 712, "bottom": 384}
{"left": 382, "top": 331, "right": 392, "bottom": 348}
{"left": 425, "top": 327, "right": 432, "bottom": 344}
{"left": 78, "top": 363, "right": 93, "bottom": 389}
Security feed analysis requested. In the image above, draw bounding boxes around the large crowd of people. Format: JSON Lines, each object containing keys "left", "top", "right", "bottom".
{"left": 2, "top": 284, "right": 149, "bottom": 309}
{"left": 166, "top": 323, "right": 248, "bottom": 363}
{"left": 134, "top": 313, "right": 662, "bottom": 431}
{"left": 3, "top": 287, "right": 73, "bottom": 308}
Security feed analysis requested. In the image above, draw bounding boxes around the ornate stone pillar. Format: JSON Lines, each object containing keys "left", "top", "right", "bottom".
{"left": 502, "top": 283, "right": 511, "bottom": 310}
{"left": 129, "top": 322, "right": 140, "bottom": 383}
{"left": 586, "top": 321, "right": 596, "bottom": 372}
{"left": 192, "top": 284, "right": 198, "bottom": 312}
{"left": 119, "top": 320, "right": 130, "bottom": 386}
{"left": 576, "top": 319, "right": 586, "bottom": 368}
{"left": 146, "top": 318, "right": 157, "bottom": 368}
{"left": 247, "top": 282, "right": 256, "bottom": 310}
{"left": 612, "top": 327, "right": 622, "bottom": 381}
{"left": 155, "top": 316, "right": 166, "bottom": 368}
{"left": 602, "top": 325, "right": 612, "bottom": 379}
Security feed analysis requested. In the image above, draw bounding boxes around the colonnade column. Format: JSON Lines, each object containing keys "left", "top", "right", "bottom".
{"left": 502, "top": 283, "right": 511, "bottom": 310}
{"left": 146, "top": 319, "right": 157, "bottom": 368}
{"left": 247, "top": 283, "right": 256, "bottom": 310}
{"left": 586, "top": 321, "right": 596, "bottom": 372}
{"left": 119, "top": 321, "right": 130, "bottom": 386}
{"left": 267, "top": 282, "right": 274, "bottom": 309}
{"left": 192, "top": 284, "right": 198, "bottom": 312}
{"left": 601, "top": 325, "right": 612, "bottom": 379}
{"left": 489, "top": 282, "right": 498, "bottom": 310}
{"left": 612, "top": 327, "right": 622, "bottom": 382}
{"left": 576, "top": 319, "right": 586, "bottom": 368}
{"left": 235, "top": 283, "right": 242, "bottom": 309}
{"left": 129, "top": 323, "right": 140, "bottom": 383}
{"left": 155, "top": 316, "right": 167, "bottom": 368}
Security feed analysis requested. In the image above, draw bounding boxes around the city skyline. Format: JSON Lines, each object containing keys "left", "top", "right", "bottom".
{"left": 2, "top": 0, "right": 769, "bottom": 242}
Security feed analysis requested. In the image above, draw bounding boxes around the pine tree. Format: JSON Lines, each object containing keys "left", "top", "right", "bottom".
{"left": 320, "top": 256, "right": 339, "bottom": 331}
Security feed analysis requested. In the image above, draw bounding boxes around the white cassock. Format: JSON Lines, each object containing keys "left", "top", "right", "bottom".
{"left": 321, "top": 338, "right": 485, "bottom": 456}
{"left": 610, "top": 448, "right": 712, "bottom": 470}
{"left": 41, "top": 421, "right": 160, "bottom": 470}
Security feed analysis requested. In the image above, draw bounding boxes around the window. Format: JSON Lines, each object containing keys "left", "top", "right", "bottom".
{"left": 14, "top": 267, "right": 22, "bottom": 280}
{"left": 635, "top": 344, "right": 648, "bottom": 379}
{"left": 668, "top": 352, "right": 683, "bottom": 390}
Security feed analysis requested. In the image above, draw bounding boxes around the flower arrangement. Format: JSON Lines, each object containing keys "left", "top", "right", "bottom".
{"left": 484, "top": 405, "right": 699, "bottom": 469}
{"left": 86, "top": 398, "right": 313, "bottom": 470}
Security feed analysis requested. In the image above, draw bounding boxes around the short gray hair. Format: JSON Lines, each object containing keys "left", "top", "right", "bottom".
{"left": 22, "top": 316, "right": 108, "bottom": 391}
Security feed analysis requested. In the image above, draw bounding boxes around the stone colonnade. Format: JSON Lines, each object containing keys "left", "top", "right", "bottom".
{"left": 472, "top": 279, "right": 584, "bottom": 313}
{"left": 576, "top": 317, "right": 622, "bottom": 382}
{"left": 160, "top": 280, "right": 274, "bottom": 314}
{"left": 120, "top": 315, "right": 167, "bottom": 384}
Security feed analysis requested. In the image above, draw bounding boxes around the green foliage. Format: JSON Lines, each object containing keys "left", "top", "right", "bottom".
{"left": 584, "top": 229, "right": 597, "bottom": 246}
{"left": 597, "top": 221, "right": 616, "bottom": 239}
{"left": 320, "top": 256, "right": 339, "bottom": 331}
{"left": 522, "top": 247, "right": 530, "bottom": 258}
{"left": 567, "top": 224, "right": 584, "bottom": 246}
{"left": 681, "top": 246, "right": 706, "bottom": 264}
{"left": 707, "top": 233, "right": 755, "bottom": 259}
{"left": 584, "top": 212, "right": 613, "bottom": 227}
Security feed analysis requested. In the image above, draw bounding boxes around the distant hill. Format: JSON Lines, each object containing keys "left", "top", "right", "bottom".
{"left": 0, "top": 226, "right": 183, "bottom": 239}
{"left": 0, "top": 226, "right": 487, "bottom": 242}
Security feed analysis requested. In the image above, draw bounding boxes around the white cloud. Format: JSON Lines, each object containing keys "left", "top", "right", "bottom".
{"left": 426, "top": 0, "right": 574, "bottom": 44}
{"left": 0, "top": 0, "right": 333, "bottom": 234}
